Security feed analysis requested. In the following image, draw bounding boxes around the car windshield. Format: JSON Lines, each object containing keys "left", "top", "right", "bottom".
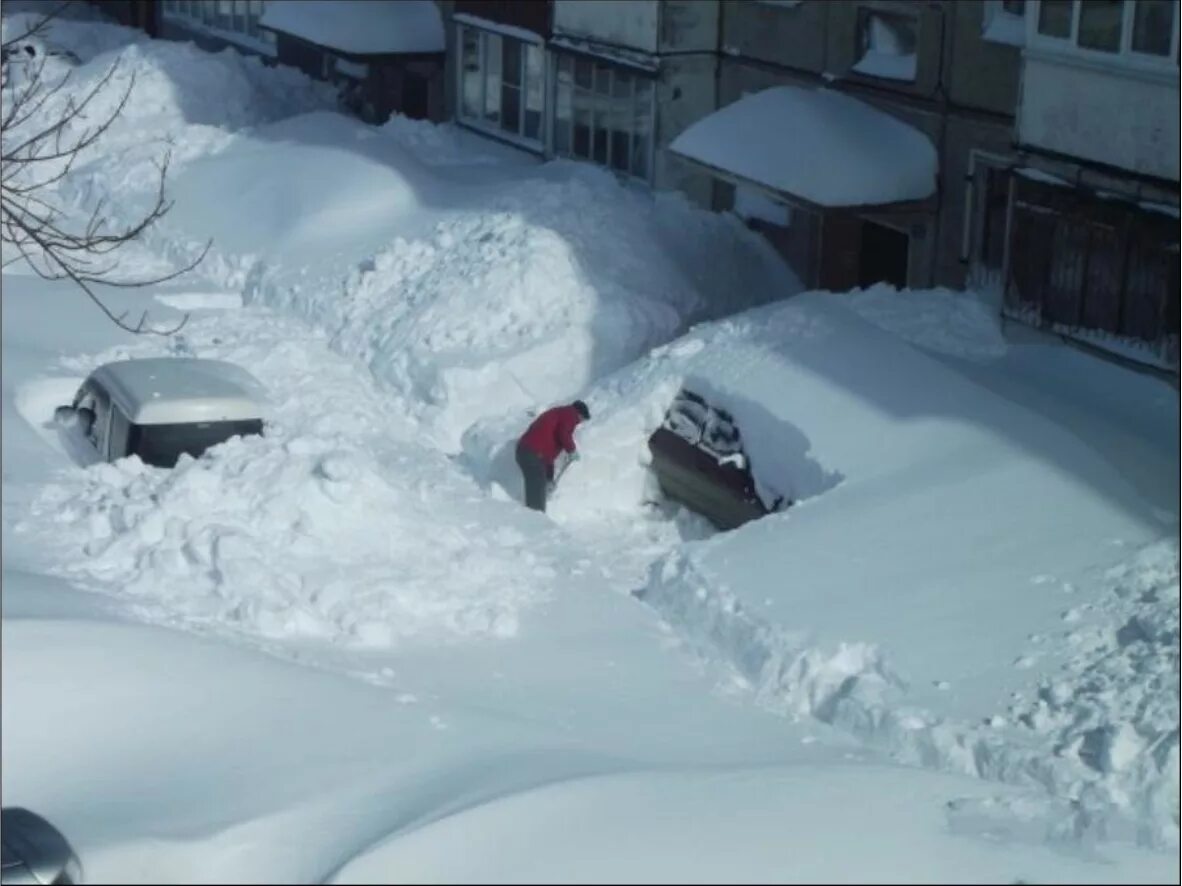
{"left": 127, "top": 419, "right": 263, "bottom": 468}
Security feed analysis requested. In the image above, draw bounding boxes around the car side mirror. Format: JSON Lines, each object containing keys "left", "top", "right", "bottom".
{"left": 1, "top": 807, "right": 83, "bottom": 885}
{"left": 53, "top": 405, "right": 77, "bottom": 426}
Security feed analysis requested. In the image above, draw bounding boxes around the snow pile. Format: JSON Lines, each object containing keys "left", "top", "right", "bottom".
{"left": 1, "top": 10, "right": 144, "bottom": 65}
{"left": 379, "top": 114, "right": 519, "bottom": 167}
{"left": 642, "top": 538, "right": 1180, "bottom": 848}
{"left": 235, "top": 156, "right": 797, "bottom": 452}
{"left": 1008, "top": 540, "right": 1180, "bottom": 846}
{"left": 547, "top": 291, "right": 1177, "bottom": 846}
{"left": 159, "top": 111, "right": 427, "bottom": 261}
{"left": 1, "top": 11, "right": 337, "bottom": 231}
{"left": 845, "top": 284, "right": 1007, "bottom": 360}
{"left": 16, "top": 311, "right": 560, "bottom": 649}
{"left": 669, "top": 86, "right": 937, "bottom": 207}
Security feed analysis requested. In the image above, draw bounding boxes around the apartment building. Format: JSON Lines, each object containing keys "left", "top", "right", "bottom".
{"left": 995, "top": 0, "right": 1179, "bottom": 369}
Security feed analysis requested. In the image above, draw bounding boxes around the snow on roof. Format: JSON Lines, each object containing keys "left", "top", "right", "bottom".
{"left": 669, "top": 86, "right": 937, "bottom": 208}
{"left": 259, "top": 0, "right": 444, "bottom": 56}
{"left": 91, "top": 358, "right": 267, "bottom": 425}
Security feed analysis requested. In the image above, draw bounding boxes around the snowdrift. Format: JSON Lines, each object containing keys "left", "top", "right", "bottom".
{"left": 522, "top": 290, "right": 1178, "bottom": 847}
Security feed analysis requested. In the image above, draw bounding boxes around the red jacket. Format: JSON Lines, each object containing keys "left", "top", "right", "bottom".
{"left": 519, "top": 405, "right": 583, "bottom": 468}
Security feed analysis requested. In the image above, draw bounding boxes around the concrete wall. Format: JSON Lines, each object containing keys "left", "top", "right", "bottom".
{"left": 1018, "top": 53, "right": 1180, "bottom": 183}
{"left": 552, "top": 0, "right": 659, "bottom": 53}
{"left": 657, "top": 0, "right": 720, "bottom": 54}
{"left": 932, "top": 112, "right": 1015, "bottom": 288}
{"left": 654, "top": 53, "right": 718, "bottom": 205}
{"left": 720, "top": 0, "right": 826, "bottom": 75}
{"left": 945, "top": 0, "right": 1020, "bottom": 116}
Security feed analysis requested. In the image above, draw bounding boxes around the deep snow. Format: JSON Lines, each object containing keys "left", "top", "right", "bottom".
{"left": 2, "top": 7, "right": 1178, "bottom": 884}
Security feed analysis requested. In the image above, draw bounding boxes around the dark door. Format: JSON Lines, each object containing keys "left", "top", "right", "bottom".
{"left": 401, "top": 71, "right": 429, "bottom": 120}
{"left": 858, "top": 220, "right": 909, "bottom": 288}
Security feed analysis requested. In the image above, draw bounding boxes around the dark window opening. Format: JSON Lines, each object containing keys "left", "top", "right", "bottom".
{"left": 127, "top": 419, "right": 264, "bottom": 468}
{"left": 403, "top": 71, "right": 430, "bottom": 120}
{"left": 858, "top": 220, "right": 910, "bottom": 288}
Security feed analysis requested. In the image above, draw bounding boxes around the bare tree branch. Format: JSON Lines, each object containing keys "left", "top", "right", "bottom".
{"left": 1, "top": 1, "right": 207, "bottom": 335}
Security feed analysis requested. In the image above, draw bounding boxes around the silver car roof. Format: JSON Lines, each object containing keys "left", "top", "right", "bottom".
{"left": 88, "top": 358, "right": 267, "bottom": 426}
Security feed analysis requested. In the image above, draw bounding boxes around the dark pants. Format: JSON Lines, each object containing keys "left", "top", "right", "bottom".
{"left": 516, "top": 442, "right": 549, "bottom": 512}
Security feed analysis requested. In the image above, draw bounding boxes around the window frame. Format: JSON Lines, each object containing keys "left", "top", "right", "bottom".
{"left": 852, "top": 7, "right": 920, "bottom": 83}
{"left": 454, "top": 23, "right": 547, "bottom": 151}
{"left": 549, "top": 52, "right": 656, "bottom": 183}
{"left": 1028, "top": 0, "right": 1180, "bottom": 70}
{"left": 982, "top": 0, "right": 1028, "bottom": 46}
{"left": 160, "top": 0, "right": 277, "bottom": 56}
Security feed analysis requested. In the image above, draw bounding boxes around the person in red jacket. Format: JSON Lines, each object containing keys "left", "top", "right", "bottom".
{"left": 516, "top": 400, "right": 590, "bottom": 512}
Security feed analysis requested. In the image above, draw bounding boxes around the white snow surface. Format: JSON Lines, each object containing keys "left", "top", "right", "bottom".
{"left": 2, "top": 11, "right": 1179, "bottom": 883}
{"left": 259, "top": 0, "right": 445, "bottom": 55}
{"left": 844, "top": 283, "right": 1008, "bottom": 360}
{"left": 669, "top": 85, "right": 938, "bottom": 207}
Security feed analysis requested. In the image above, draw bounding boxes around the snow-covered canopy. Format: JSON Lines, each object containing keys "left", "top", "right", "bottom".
{"left": 669, "top": 85, "right": 937, "bottom": 208}
{"left": 259, "top": 0, "right": 444, "bottom": 56}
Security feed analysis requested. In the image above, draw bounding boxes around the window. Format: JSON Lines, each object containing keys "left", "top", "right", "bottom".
{"left": 1032, "top": 0, "right": 1179, "bottom": 65}
{"left": 552, "top": 54, "right": 655, "bottom": 181}
{"left": 853, "top": 10, "right": 918, "bottom": 81}
{"left": 109, "top": 406, "right": 131, "bottom": 461}
{"left": 483, "top": 33, "right": 502, "bottom": 127}
{"left": 73, "top": 383, "right": 111, "bottom": 454}
{"left": 1037, "top": 0, "right": 1073, "bottom": 36}
{"left": 456, "top": 25, "right": 545, "bottom": 147}
{"left": 1131, "top": 0, "right": 1175, "bottom": 55}
{"left": 1077, "top": 0, "right": 1123, "bottom": 51}
{"left": 983, "top": 0, "right": 1028, "bottom": 45}
{"left": 127, "top": 419, "right": 264, "bottom": 468}
{"left": 460, "top": 27, "right": 481, "bottom": 119}
{"left": 161, "top": 0, "right": 274, "bottom": 53}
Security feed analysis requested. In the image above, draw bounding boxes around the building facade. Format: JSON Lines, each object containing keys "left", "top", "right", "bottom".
{"left": 991, "top": 0, "right": 1180, "bottom": 369}
{"left": 157, "top": 0, "right": 277, "bottom": 58}
{"left": 441, "top": 0, "right": 721, "bottom": 200}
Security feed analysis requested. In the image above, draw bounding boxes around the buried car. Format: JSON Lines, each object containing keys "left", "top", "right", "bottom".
{"left": 647, "top": 388, "right": 788, "bottom": 530}
{"left": 54, "top": 358, "right": 267, "bottom": 468}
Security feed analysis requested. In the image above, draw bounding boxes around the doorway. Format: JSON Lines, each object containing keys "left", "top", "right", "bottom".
{"left": 401, "top": 70, "right": 430, "bottom": 120}
{"left": 858, "top": 220, "right": 909, "bottom": 289}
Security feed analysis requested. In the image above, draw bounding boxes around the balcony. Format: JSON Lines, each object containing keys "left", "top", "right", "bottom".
{"left": 1017, "top": 0, "right": 1180, "bottom": 182}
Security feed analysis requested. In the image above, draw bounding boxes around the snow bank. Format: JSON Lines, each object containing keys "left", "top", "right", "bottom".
{"left": 669, "top": 86, "right": 937, "bottom": 207}
{"left": 845, "top": 284, "right": 1007, "bottom": 360}
{"left": 161, "top": 111, "right": 428, "bottom": 259}
{"left": 1008, "top": 541, "right": 1180, "bottom": 846}
{"left": 335, "top": 765, "right": 1175, "bottom": 885}
{"left": 549, "top": 292, "right": 1176, "bottom": 847}
{"left": 224, "top": 150, "right": 798, "bottom": 452}
{"left": 16, "top": 311, "right": 559, "bottom": 649}
{"left": 1, "top": 12, "right": 337, "bottom": 252}
{"left": 642, "top": 538, "right": 1180, "bottom": 849}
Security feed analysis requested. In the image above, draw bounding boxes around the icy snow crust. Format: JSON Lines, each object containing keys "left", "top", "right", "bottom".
{"left": 3, "top": 10, "right": 1178, "bottom": 877}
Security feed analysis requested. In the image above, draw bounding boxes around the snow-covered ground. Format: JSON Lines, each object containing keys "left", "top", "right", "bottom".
{"left": 3, "top": 7, "right": 1178, "bottom": 884}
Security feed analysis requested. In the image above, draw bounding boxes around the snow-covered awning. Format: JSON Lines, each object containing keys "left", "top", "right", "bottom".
{"left": 669, "top": 86, "right": 937, "bottom": 209}
{"left": 259, "top": 0, "right": 444, "bottom": 56}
